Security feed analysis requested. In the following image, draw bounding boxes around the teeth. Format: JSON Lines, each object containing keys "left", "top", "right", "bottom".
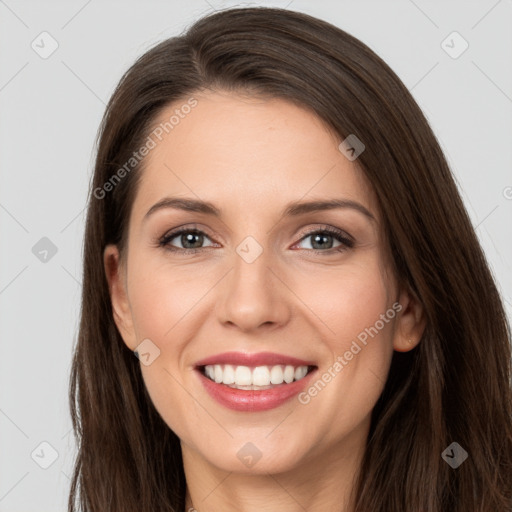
{"left": 203, "top": 364, "right": 311, "bottom": 387}
{"left": 222, "top": 364, "right": 235, "bottom": 385}
{"left": 270, "top": 365, "right": 284, "bottom": 384}
{"left": 252, "top": 366, "right": 270, "bottom": 386}
{"left": 283, "top": 365, "right": 294, "bottom": 383}
{"left": 205, "top": 365, "right": 215, "bottom": 380}
{"left": 294, "top": 366, "right": 308, "bottom": 380}
{"left": 235, "top": 365, "right": 252, "bottom": 385}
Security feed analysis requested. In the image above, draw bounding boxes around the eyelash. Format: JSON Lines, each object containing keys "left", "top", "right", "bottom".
{"left": 157, "top": 225, "right": 355, "bottom": 255}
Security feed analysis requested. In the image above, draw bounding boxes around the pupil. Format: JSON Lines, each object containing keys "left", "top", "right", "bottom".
{"left": 312, "top": 233, "right": 332, "bottom": 250}
{"left": 182, "top": 232, "right": 203, "bottom": 249}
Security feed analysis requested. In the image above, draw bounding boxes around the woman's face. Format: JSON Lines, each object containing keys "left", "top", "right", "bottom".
{"left": 105, "top": 90, "right": 423, "bottom": 476}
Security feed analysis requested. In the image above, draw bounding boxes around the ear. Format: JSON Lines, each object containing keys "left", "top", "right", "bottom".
{"left": 103, "top": 244, "right": 137, "bottom": 351}
{"left": 393, "top": 286, "right": 426, "bottom": 352}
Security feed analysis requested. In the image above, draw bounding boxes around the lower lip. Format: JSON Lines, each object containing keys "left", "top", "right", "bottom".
{"left": 196, "top": 368, "right": 317, "bottom": 412}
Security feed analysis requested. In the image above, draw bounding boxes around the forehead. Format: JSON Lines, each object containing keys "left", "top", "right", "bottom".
{"left": 131, "top": 90, "right": 376, "bottom": 220}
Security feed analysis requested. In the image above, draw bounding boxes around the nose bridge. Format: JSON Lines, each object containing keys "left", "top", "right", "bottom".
{"left": 233, "top": 237, "right": 271, "bottom": 291}
{"left": 216, "top": 235, "right": 290, "bottom": 331}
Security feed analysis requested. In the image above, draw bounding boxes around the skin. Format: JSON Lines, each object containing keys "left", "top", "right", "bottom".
{"left": 104, "top": 90, "right": 425, "bottom": 512}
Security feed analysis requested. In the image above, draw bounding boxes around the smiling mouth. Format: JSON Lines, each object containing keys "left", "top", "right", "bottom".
{"left": 198, "top": 364, "right": 317, "bottom": 390}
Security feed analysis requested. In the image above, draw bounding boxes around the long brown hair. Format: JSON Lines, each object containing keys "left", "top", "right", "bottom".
{"left": 68, "top": 7, "right": 512, "bottom": 511}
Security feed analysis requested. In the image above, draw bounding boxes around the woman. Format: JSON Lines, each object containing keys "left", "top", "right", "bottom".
{"left": 68, "top": 6, "right": 512, "bottom": 511}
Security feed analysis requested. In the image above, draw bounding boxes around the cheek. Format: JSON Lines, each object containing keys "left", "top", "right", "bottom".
{"left": 291, "top": 261, "right": 396, "bottom": 432}
{"left": 124, "top": 258, "right": 220, "bottom": 437}
{"left": 126, "top": 257, "right": 212, "bottom": 343}
{"left": 296, "top": 259, "right": 394, "bottom": 348}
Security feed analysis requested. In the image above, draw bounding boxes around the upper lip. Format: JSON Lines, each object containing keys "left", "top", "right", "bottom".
{"left": 194, "top": 351, "right": 317, "bottom": 368}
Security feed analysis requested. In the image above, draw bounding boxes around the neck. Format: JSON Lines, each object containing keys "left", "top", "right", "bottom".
{"left": 181, "top": 419, "right": 369, "bottom": 512}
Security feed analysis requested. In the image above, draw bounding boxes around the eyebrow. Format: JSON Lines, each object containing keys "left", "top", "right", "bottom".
{"left": 144, "top": 197, "right": 375, "bottom": 222}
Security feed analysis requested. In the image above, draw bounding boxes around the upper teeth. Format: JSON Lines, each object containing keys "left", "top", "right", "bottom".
{"left": 204, "top": 364, "right": 309, "bottom": 387}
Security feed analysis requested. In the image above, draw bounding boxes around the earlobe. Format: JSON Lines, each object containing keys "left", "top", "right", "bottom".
{"left": 103, "top": 244, "right": 137, "bottom": 350}
{"left": 393, "top": 287, "right": 426, "bottom": 353}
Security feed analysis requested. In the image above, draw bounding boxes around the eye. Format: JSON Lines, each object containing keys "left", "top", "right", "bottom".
{"left": 157, "top": 225, "right": 354, "bottom": 254}
{"left": 158, "top": 227, "right": 216, "bottom": 253}
{"left": 294, "top": 226, "right": 354, "bottom": 253}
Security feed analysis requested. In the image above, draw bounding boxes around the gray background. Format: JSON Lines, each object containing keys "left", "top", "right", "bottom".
{"left": 1, "top": 0, "right": 511, "bottom": 510}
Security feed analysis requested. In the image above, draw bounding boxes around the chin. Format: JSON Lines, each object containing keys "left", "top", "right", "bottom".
{"left": 195, "top": 437, "right": 308, "bottom": 475}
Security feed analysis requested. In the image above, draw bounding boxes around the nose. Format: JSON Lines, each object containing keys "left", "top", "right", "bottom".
{"left": 215, "top": 245, "right": 292, "bottom": 333}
